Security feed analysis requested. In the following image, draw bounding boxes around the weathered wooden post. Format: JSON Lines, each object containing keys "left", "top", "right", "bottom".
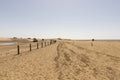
{"left": 41, "top": 42, "right": 43, "bottom": 48}
{"left": 50, "top": 40, "right": 52, "bottom": 45}
{"left": 41, "top": 39, "right": 44, "bottom": 48}
{"left": 37, "top": 42, "right": 39, "bottom": 49}
{"left": 30, "top": 44, "right": 32, "bottom": 51}
{"left": 91, "top": 38, "right": 95, "bottom": 46}
{"left": 17, "top": 45, "right": 20, "bottom": 55}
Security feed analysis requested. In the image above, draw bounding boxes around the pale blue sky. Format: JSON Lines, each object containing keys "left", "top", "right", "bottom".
{"left": 0, "top": 0, "right": 120, "bottom": 39}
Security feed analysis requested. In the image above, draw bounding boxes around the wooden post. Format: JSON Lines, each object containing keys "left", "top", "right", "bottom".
{"left": 37, "top": 43, "right": 39, "bottom": 49}
{"left": 17, "top": 45, "right": 20, "bottom": 55}
{"left": 91, "top": 39, "right": 94, "bottom": 46}
{"left": 50, "top": 40, "right": 52, "bottom": 45}
{"left": 41, "top": 42, "right": 43, "bottom": 48}
{"left": 30, "top": 44, "right": 32, "bottom": 51}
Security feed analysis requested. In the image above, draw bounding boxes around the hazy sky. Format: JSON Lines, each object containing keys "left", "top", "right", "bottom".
{"left": 0, "top": 0, "right": 120, "bottom": 39}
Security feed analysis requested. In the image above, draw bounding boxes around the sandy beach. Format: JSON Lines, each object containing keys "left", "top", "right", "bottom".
{"left": 0, "top": 40, "right": 120, "bottom": 80}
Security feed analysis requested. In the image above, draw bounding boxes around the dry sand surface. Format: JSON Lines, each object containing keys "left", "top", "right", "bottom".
{"left": 0, "top": 40, "right": 120, "bottom": 80}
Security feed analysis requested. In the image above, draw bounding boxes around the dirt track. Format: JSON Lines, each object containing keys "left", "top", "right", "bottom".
{"left": 0, "top": 41, "right": 120, "bottom": 80}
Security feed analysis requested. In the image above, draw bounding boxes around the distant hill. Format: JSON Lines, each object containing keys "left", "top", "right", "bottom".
{"left": 0, "top": 37, "right": 12, "bottom": 42}
{"left": 0, "top": 37, "right": 30, "bottom": 43}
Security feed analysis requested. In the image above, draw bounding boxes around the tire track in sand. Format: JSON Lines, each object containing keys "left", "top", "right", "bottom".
{"left": 54, "top": 42, "right": 95, "bottom": 80}
{"left": 54, "top": 41, "right": 120, "bottom": 80}
{"left": 67, "top": 42, "right": 120, "bottom": 80}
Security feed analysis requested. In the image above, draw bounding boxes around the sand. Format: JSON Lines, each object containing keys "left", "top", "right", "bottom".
{"left": 0, "top": 40, "right": 120, "bottom": 80}
{"left": 0, "top": 38, "right": 12, "bottom": 42}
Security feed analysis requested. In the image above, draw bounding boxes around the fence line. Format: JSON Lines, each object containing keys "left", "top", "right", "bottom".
{"left": 17, "top": 40, "right": 57, "bottom": 55}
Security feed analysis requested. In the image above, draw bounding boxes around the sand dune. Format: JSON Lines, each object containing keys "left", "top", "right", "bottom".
{"left": 0, "top": 38, "right": 12, "bottom": 41}
{"left": 0, "top": 40, "right": 120, "bottom": 80}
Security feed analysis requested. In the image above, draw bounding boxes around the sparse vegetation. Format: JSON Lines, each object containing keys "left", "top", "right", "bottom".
{"left": 13, "top": 37, "right": 17, "bottom": 39}
{"left": 27, "top": 38, "right": 31, "bottom": 39}
{"left": 92, "top": 38, "right": 95, "bottom": 41}
{"left": 33, "top": 38, "right": 38, "bottom": 42}
{"left": 42, "top": 39, "right": 44, "bottom": 41}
